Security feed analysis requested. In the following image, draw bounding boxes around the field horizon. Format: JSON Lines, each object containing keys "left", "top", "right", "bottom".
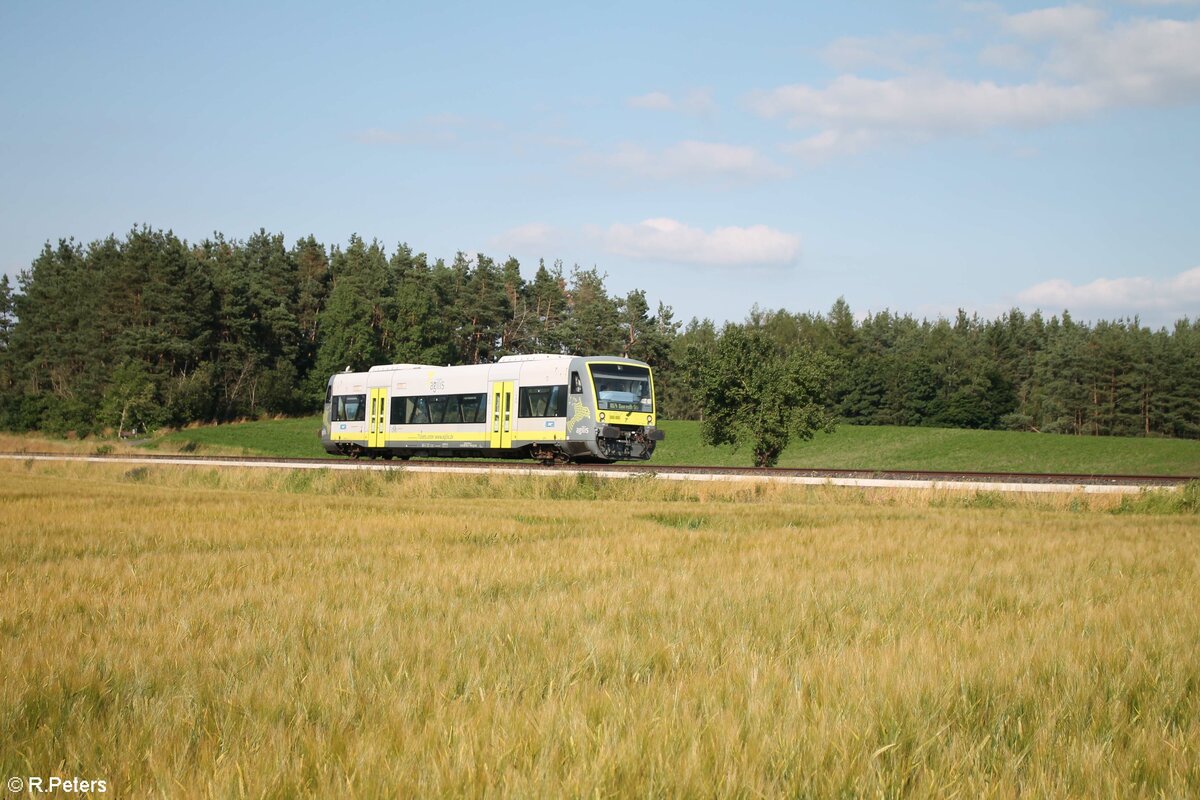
{"left": 122, "top": 416, "right": 1200, "bottom": 476}
{"left": 4, "top": 416, "right": 1199, "bottom": 477}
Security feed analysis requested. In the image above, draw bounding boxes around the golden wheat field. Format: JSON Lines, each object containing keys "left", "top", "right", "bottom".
{"left": 1, "top": 460, "right": 1198, "bottom": 798}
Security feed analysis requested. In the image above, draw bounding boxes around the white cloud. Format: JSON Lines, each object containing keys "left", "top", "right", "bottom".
{"left": 1017, "top": 266, "right": 1200, "bottom": 315}
{"left": 821, "top": 33, "right": 946, "bottom": 73}
{"left": 597, "top": 218, "right": 800, "bottom": 268}
{"left": 750, "top": 7, "right": 1200, "bottom": 159}
{"left": 783, "top": 128, "right": 884, "bottom": 162}
{"left": 493, "top": 218, "right": 803, "bottom": 268}
{"left": 753, "top": 74, "right": 1102, "bottom": 154}
{"left": 978, "top": 43, "right": 1036, "bottom": 71}
{"left": 490, "top": 223, "right": 560, "bottom": 254}
{"left": 585, "top": 140, "right": 789, "bottom": 183}
{"left": 628, "top": 88, "right": 716, "bottom": 115}
{"left": 1122, "top": 0, "right": 1200, "bottom": 7}
{"left": 1003, "top": 5, "right": 1106, "bottom": 39}
{"left": 1039, "top": 16, "right": 1200, "bottom": 106}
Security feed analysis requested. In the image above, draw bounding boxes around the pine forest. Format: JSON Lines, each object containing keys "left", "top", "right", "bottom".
{"left": 0, "top": 227, "right": 1196, "bottom": 440}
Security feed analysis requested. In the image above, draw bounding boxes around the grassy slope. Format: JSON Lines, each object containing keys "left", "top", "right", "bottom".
{"left": 659, "top": 421, "right": 1200, "bottom": 475}
{"left": 148, "top": 416, "right": 328, "bottom": 458}
{"left": 148, "top": 416, "right": 1200, "bottom": 476}
{"left": 1, "top": 462, "right": 1197, "bottom": 797}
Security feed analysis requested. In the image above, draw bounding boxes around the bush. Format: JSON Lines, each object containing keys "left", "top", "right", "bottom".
{"left": 1112, "top": 481, "right": 1200, "bottom": 515}
{"left": 999, "top": 413, "right": 1035, "bottom": 432}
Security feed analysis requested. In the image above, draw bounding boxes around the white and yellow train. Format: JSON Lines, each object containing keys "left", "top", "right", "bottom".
{"left": 319, "top": 354, "right": 664, "bottom": 462}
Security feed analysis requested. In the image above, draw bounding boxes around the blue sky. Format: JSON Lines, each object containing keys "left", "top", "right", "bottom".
{"left": 2, "top": 1, "right": 1198, "bottom": 327}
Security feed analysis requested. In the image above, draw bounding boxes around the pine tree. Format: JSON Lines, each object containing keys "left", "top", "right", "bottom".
{"left": 494, "top": 257, "right": 528, "bottom": 356}
{"left": 8, "top": 239, "right": 98, "bottom": 431}
{"left": 559, "top": 266, "right": 620, "bottom": 355}
{"left": 454, "top": 253, "right": 510, "bottom": 363}
{"left": 528, "top": 259, "right": 569, "bottom": 353}
{"left": 115, "top": 227, "right": 215, "bottom": 424}
{"left": 1159, "top": 318, "right": 1200, "bottom": 437}
{"left": 1033, "top": 314, "right": 1093, "bottom": 434}
{"left": 667, "top": 317, "right": 717, "bottom": 420}
{"left": 11, "top": 241, "right": 87, "bottom": 395}
{"left": 0, "top": 274, "right": 14, "bottom": 414}
{"left": 388, "top": 244, "right": 453, "bottom": 365}
{"left": 616, "top": 291, "right": 677, "bottom": 365}
{"left": 312, "top": 235, "right": 393, "bottom": 380}
{"left": 292, "top": 235, "right": 331, "bottom": 398}
{"left": 0, "top": 274, "right": 13, "bottom": 356}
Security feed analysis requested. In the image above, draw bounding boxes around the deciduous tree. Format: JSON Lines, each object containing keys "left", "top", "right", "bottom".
{"left": 696, "top": 325, "right": 837, "bottom": 467}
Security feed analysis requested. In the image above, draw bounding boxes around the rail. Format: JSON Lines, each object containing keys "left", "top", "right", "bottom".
{"left": 1, "top": 450, "right": 1193, "bottom": 493}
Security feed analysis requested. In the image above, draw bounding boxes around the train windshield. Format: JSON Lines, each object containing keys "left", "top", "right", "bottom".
{"left": 589, "top": 364, "right": 653, "bottom": 413}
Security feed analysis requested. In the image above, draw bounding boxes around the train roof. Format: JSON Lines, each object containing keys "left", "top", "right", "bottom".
{"left": 496, "top": 354, "right": 568, "bottom": 363}
{"left": 367, "top": 363, "right": 433, "bottom": 373}
{"left": 336, "top": 354, "right": 651, "bottom": 381}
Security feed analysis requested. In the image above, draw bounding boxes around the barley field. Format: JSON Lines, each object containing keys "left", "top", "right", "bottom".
{"left": 1, "top": 461, "right": 1198, "bottom": 798}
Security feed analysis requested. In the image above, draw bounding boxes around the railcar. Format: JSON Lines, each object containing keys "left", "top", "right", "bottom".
{"left": 319, "top": 354, "right": 665, "bottom": 463}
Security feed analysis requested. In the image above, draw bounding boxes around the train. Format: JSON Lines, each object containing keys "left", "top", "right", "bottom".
{"left": 319, "top": 354, "right": 665, "bottom": 463}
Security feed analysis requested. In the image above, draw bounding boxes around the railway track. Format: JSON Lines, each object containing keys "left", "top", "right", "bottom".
{"left": 1, "top": 451, "right": 1193, "bottom": 494}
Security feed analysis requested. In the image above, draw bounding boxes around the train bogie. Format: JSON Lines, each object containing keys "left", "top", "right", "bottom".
{"left": 319, "top": 355, "right": 664, "bottom": 463}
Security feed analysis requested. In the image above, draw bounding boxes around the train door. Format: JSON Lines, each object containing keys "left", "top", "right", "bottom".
{"left": 368, "top": 388, "right": 388, "bottom": 449}
{"left": 489, "top": 381, "right": 514, "bottom": 449}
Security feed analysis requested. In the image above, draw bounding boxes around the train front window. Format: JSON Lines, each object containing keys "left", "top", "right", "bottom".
{"left": 589, "top": 364, "right": 653, "bottom": 413}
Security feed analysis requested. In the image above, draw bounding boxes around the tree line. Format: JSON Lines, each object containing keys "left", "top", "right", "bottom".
{"left": 0, "top": 227, "right": 676, "bottom": 436}
{"left": 674, "top": 301, "right": 1200, "bottom": 440}
{"left": 0, "top": 226, "right": 1196, "bottom": 441}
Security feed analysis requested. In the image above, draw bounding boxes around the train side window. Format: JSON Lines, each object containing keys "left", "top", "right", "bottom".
{"left": 390, "top": 393, "right": 488, "bottom": 424}
{"left": 325, "top": 384, "right": 333, "bottom": 405}
{"left": 460, "top": 394, "right": 486, "bottom": 423}
{"left": 332, "top": 394, "right": 366, "bottom": 422}
{"left": 427, "top": 396, "right": 449, "bottom": 424}
{"left": 409, "top": 398, "right": 430, "bottom": 425}
{"left": 571, "top": 371, "right": 582, "bottom": 394}
{"left": 519, "top": 385, "right": 568, "bottom": 418}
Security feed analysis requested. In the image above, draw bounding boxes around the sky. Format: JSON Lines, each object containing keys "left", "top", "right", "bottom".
{"left": 2, "top": 0, "right": 1198, "bottom": 328}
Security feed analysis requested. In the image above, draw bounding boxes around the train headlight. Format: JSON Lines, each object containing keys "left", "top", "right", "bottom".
{"left": 598, "top": 412, "right": 606, "bottom": 421}
{"left": 647, "top": 416, "right": 652, "bottom": 425}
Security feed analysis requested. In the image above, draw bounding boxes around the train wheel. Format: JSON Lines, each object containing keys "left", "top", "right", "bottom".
{"left": 532, "top": 445, "right": 570, "bottom": 466}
